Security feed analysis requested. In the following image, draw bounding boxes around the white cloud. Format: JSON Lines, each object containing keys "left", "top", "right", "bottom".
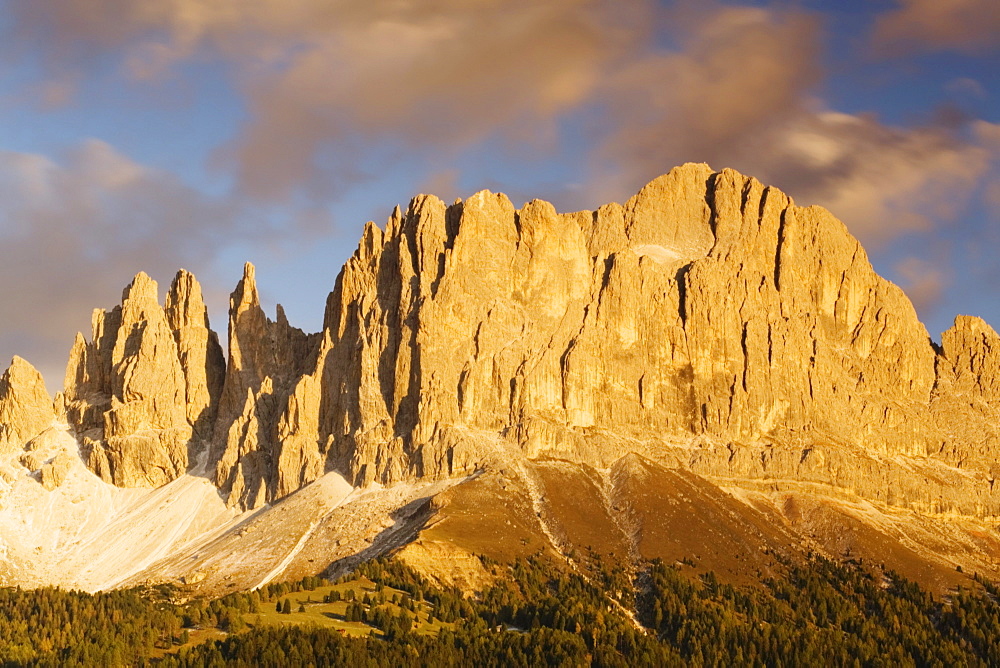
{"left": 747, "top": 113, "right": 998, "bottom": 245}
{"left": 591, "top": 6, "right": 821, "bottom": 202}
{"left": 3, "top": 0, "right": 1000, "bottom": 372}
{"left": 589, "top": 4, "right": 1000, "bottom": 248}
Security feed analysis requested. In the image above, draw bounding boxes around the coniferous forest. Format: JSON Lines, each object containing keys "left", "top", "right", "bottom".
{"left": 1, "top": 554, "right": 999, "bottom": 667}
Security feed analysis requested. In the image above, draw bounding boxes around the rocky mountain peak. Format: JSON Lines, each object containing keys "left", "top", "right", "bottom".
{"left": 4, "top": 163, "right": 1000, "bottom": 599}
{"left": 0, "top": 356, "right": 53, "bottom": 453}
{"left": 165, "top": 269, "right": 226, "bottom": 439}
{"left": 61, "top": 270, "right": 215, "bottom": 486}
{"left": 232, "top": 262, "right": 260, "bottom": 312}
{"left": 296, "top": 162, "right": 994, "bottom": 520}
{"left": 120, "top": 271, "right": 159, "bottom": 307}
{"left": 938, "top": 315, "right": 1000, "bottom": 408}
{"left": 1, "top": 163, "right": 994, "bottom": 523}
{"left": 212, "top": 261, "right": 321, "bottom": 508}
{"left": 165, "top": 269, "right": 210, "bottom": 329}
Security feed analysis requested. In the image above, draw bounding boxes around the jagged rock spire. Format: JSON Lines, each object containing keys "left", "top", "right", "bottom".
{"left": 61, "top": 270, "right": 220, "bottom": 487}
{"left": 212, "top": 262, "right": 321, "bottom": 508}
{"left": 0, "top": 356, "right": 54, "bottom": 453}
{"left": 165, "top": 269, "right": 226, "bottom": 438}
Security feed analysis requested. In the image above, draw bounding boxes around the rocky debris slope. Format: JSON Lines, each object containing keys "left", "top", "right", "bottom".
{"left": 402, "top": 456, "right": 1000, "bottom": 595}
{"left": 0, "top": 424, "right": 246, "bottom": 592}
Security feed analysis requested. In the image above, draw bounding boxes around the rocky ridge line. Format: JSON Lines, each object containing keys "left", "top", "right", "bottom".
{"left": 0, "top": 163, "right": 996, "bottom": 520}
{"left": 61, "top": 271, "right": 224, "bottom": 487}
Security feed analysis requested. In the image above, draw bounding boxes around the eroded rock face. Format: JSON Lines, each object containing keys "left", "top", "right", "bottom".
{"left": 211, "top": 263, "right": 321, "bottom": 508}
{"left": 939, "top": 316, "right": 1000, "bottom": 407}
{"left": 165, "top": 269, "right": 226, "bottom": 440}
{"left": 264, "top": 163, "right": 999, "bottom": 518}
{"left": 42, "top": 163, "right": 1000, "bottom": 519}
{"left": 40, "top": 451, "right": 73, "bottom": 490}
{"left": 62, "top": 271, "right": 223, "bottom": 487}
{"left": 0, "top": 357, "right": 54, "bottom": 453}
{"left": 929, "top": 316, "right": 1000, "bottom": 499}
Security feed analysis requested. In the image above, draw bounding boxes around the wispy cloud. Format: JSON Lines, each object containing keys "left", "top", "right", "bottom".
{"left": 872, "top": 0, "right": 1000, "bottom": 55}
{"left": 0, "top": 140, "right": 259, "bottom": 383}
{"left": 894, "top": 256, "right": 948, "bottom": 313}
{"left": 744, "top": 114, "right": 998, "bottom": 246}
{"left": 3, "top": 0, "right": 1000, "bottom": 369}
{"left": 8, "top": 0, "right": 642, "bottom": 201}
{"left": 592, "top": 6, "right": 821, "bottom": 201}
{"left": 580, "top": 5, "right": 1000, "bottom": 250}
{"left": 11, "top": 0, "right": 998, "bottom": 242}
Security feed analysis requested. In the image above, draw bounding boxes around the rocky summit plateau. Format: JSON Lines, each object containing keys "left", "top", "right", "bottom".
{"left": 1, "top": 163, "right": 999, "bottom": 595}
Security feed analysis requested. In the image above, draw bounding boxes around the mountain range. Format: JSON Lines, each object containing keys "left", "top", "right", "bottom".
{"left": 1, "top": 163, "right": 998, "bottom": 595}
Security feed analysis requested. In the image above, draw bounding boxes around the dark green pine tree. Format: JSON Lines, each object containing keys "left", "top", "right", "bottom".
{"left": 282, "top": 599, "right": 292, "bottom": 615}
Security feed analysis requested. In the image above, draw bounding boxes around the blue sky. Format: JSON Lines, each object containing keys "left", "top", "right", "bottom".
{"left": 0, "top": 0, "right": 998, "bottom": 384}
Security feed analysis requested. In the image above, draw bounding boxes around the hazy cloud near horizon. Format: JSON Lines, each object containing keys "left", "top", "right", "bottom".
{"left": 1, "top": 0, "right": 999, "bottom": 382}
{"left": 0, "top": 139, "right": 309, "bottom": 384}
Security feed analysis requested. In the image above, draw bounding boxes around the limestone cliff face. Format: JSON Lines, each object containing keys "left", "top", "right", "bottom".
{"left": 62, "top": 271, "right": 224, "bottom": 487}
{"left": 929, "top": 316, "right": 1000, "bottom": 496}
{"left": 939, "top": 316, "right": 1000, "bottom": 408}
{"left": 165, "top": 270, "right": 226, "bottom": 440}
{"left": 211, "top": 263, "right": 320, "bottom": 508}
{"left": 303, "top": 168, "right": 906, "bottom": 471}
{"left": 0, "top": 357, "right": 53, "bottom": 453}
{"left": 35, "top": 163, "right": 1000, "bottom": 518}
{"left": 261, "top": 164, "right": 998, "bottom": 517}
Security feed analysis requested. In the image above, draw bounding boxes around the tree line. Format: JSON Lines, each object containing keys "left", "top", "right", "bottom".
{"left": 2, "top": 553, "right": 999, "bottom": 666}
